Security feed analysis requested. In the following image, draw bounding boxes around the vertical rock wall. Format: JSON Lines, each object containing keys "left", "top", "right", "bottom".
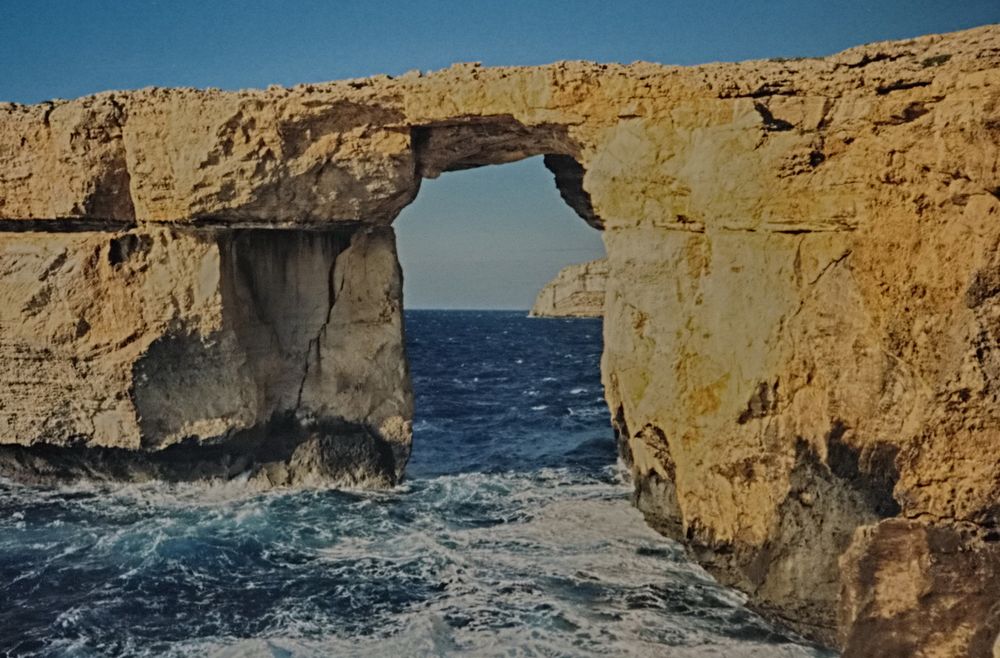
{"left": 0, "top": 225, "right": 411, "bottom": 486}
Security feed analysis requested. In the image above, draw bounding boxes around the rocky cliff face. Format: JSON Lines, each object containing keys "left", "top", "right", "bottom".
{"left": 529, "top": 258, "right": 607, "bottom": 317}
{"left": 1, "top": 24, "right": 999, "bottom": 655}
{"left": 0, "top": 225, "right": 411, "bottom": 487}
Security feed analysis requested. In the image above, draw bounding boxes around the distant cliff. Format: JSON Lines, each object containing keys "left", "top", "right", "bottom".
{"left": 529, "top": 259, "right": 607, "bottom": 318}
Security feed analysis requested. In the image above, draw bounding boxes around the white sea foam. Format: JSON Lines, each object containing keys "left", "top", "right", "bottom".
{"left": 0, "top": 311, "right": 832, "bottom": 658}
{"left": 160, "top": 479, "right": 828, "bottom": 658}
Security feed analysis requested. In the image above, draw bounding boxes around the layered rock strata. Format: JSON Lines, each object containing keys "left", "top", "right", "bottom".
{"left": 1, "top": 24, "right": 999, "bottom": 655}
{"left": 0, "top": 225, "right": 412, "bottom": 487}
{"left": 529, "top": 258, "right": 607, "bottom": 317}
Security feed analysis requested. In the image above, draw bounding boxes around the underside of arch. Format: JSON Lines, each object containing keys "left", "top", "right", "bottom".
{"left": 408, "top": 116, "right": 602, "bottom": 230}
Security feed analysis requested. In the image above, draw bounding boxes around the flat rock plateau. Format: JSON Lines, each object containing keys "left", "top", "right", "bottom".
{"left": 1, "top": 24, "right": 999, "bottom": 657}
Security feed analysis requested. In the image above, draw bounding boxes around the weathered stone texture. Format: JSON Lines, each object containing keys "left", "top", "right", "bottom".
{"left": 839, "top": 520, "right": 1000, "bottom": 657}
{"left": 0, "top": 225, "right": 411, "bottom": 486}
{"left": 1, "top": 24, "right": 999, "bottom": 655}
{"left": 529, "top": 258, "right": 607, "bottom": 318}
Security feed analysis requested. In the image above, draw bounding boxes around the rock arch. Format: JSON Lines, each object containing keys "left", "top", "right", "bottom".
{"left": 0, "top": 25, "right": 999, "bottom": 655}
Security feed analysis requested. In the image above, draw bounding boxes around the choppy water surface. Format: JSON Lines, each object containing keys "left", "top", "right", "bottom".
{"left": 0, "top": 310, "right": 834, "bottom": 657}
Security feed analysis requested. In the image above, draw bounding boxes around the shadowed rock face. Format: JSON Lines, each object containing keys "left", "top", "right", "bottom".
{"left": 1, "top": 24, "right": 1000, "bottom": 655}
{"left": 0, "top": 225, "right": 411, "bottom": 487}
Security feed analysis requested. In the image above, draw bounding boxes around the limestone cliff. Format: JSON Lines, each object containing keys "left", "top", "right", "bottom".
{"left": 529, "top": 258, "right": 607, "bottom": 317}
{"left": 0, "top": 225, "right": 411, "bottom": 487}
{"left": 1, "top": 24, "right": 999, "bottom": 655}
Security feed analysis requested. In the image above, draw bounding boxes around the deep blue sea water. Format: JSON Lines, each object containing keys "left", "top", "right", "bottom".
{"left": 0, "top": 310, "right": 834, "bottom": 657}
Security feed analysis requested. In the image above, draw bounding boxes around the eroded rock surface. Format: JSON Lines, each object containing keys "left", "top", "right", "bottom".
{"left": 1, "top": 24, "right": 999, "bottom": 655}
{"left": 529, "top": 258, "right": 607, "bottom": 318}
{"left": 839, "top": 519, "right": 1000, "bottom": 657}
{"left": 0, "top": 225, "right": 411, "bottom": 487}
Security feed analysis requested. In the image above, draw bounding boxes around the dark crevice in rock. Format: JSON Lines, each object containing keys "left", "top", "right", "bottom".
{"left": 752, "top": 85, "right": 799, "bottom": 98}
{"left": 720, "top": 225, "right": 855, "bottom": 235}
{"left": 874, "top": 101, "right": 934, "bottom": 126}
{"left": 0, "top": 218, "right": 138, "bottom": 233}
{"left": 753, "top": 103, "right": 795, "bottom": 131}
{"left": 824, "top": 421, "right": 901, "bottom": 517}
{"left": 107, "top": 233, "right": 151, "bottom": 266}
{"left": 842, "top": 52, "right": 908, "bottom": 69}
{"left": 875, "top": 79, "right": 932, "bottom": 95}
{"left": 638, "top": 425, "right": 674, "bottom": 476}
{"left": 612, "top": 403, "right": 632, "bottom": 466}
{"left": 544, "top": 154, "right": 604, "bottom": 230}
{"left": 920, "top": 53, "right": 953, "bottom": 68}
{"left": 219, "top": 226, "right": 354, "bottom": 417}
{"left": 0, "top": 219, "right": 371, "bottom": 234}
{"left": 186, "top": 218, "right": 367, "bottom": 232}
{"left": 295, "top": 240, "right": 341, "bottom": 412}
{"left": 720, "top": 84, "right": 801, "bottom": 99}
{"left": 894, "top": 101, "right": 931, "bottom": 123}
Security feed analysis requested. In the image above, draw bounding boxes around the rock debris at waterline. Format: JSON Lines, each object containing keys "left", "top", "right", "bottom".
{"left": 1, "top": 23, "right": 999, "bottom": 656}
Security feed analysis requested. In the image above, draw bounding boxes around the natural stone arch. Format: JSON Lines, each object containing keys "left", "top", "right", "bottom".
{"left": 0, "top": 25, "right": 998, "bottom": 655}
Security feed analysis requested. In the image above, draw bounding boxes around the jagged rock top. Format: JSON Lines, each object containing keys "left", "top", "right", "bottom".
{"left": 0, "top": 25, "right": 997, "bottom": 229}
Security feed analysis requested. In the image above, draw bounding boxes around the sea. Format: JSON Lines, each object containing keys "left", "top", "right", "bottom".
{"left": 0, "top": 310, "right": 835, "bottom": 657}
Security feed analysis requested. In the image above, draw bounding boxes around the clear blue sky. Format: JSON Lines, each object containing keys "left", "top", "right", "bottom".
{"left": 2, "top": 1, "right": 997, "bottom": 308}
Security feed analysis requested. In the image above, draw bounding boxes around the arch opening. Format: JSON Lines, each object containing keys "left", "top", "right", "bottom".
{"left": 391, "top": 143, "right": 609, "bottom": 482}
{"left": 406, "top": 116, "right": 602, "bottom": 230}
{"left": 394, "top": 154, "right": 605, "bottom": 312}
